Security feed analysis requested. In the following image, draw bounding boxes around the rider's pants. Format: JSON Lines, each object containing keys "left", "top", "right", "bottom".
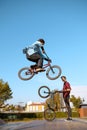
{"left": 26, "top": 53, "right": 43, "bottom": 68}
{"left": 64, "top": 95, "right": 72, "bottom": 118}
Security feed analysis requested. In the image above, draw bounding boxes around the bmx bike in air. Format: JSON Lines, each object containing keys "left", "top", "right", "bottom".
{"left": 18, "top": 57, "right": 62, "bottom": 81}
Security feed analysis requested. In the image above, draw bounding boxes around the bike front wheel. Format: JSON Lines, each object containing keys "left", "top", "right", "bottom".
{"left": 44, "top": 108, "right": 56, "bottom": 121}
{"left": 18, "top": 67, "right": 34, "bottom": 80}
{"left": 46, "top": 65, "right": 62, "bottom": 80}
{"left": 38, "top": 86, "right": 50, "bottom": 98}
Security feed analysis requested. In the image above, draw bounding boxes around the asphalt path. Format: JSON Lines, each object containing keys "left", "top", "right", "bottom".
{"left": 0, "top": 118, "right": 87, "bottom": 130}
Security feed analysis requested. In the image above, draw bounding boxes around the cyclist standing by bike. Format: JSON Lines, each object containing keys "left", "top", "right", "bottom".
{"left": 23, "top": 38, "right": 50, "bottom": 72}
{"left": 61, "top": 76, "right": 72, "bottom": 120}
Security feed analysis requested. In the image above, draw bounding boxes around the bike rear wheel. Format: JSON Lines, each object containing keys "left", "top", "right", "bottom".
{"left": 46, "top": 65, "right": 62, "bottom": 80}
{"left": 44, "top": 108, "right": 56, "bottom": 121}
{"left": 18, "top": 67, "right": 34, "bottom": 80}
{"left": 38, "top": 86, "right": 50, "bottom": 98}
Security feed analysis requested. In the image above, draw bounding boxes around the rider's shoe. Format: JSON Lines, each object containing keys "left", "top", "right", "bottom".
{"left": 35, "top": 68, "right": 45, "bottom": 72}
{"left": 66, "top": 117, "right": 72, "bottom": 121}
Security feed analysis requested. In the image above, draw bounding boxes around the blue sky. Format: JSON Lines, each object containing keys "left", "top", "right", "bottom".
{"left": 0, "top": 0, "right": 87, "bottom": 105}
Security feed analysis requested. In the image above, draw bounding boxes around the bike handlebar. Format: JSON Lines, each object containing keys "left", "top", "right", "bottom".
{"left": 44, "top": 90, "right": 63, "bottom": 94}
{"left": 55, "top": 90, "right": 63, "bottom": 93}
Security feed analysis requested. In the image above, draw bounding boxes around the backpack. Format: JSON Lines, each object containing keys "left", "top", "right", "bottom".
{"left": 23, "top": 47, "right": 28, "bottom": 54}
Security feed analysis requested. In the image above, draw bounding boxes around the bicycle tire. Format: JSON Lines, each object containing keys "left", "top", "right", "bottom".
{"left": 46, "top": 65, "right": 62, "bottom": 80}
{"left": 38, "top": 86, "right": 50, "bottom": 98}
{"left": 18, "top": 67, "right": 34, "bottom": 80}
{"left": 44, "top": 108, "right": 56, "bottom": 121}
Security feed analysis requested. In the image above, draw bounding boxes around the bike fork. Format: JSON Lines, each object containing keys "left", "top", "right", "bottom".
{"left": 50, "top": 66, "right": 55, "bottom": 74}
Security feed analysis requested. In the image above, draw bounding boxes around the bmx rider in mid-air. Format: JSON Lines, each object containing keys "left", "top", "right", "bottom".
{"left": 23, "top": 38, "right": 51, "bottom": 72}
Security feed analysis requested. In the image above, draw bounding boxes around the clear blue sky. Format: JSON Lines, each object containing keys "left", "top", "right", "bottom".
{"left": 0, "top": 0, "right": 87, "bottom": 105}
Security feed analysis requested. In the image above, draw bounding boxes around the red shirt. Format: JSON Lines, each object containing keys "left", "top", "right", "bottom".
{"left": 63, "top": 81, "right": 71, "bottom": 98}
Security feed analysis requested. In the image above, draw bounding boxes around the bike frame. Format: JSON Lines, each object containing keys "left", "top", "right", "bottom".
{"left": 43, "top": 61, "right": 55, "bottom": 74}
{"left": 30, "top": 61, "right": 51, "bottom": 73}
{"left": 43, "top": 61, "right": 51, "bottom": 69}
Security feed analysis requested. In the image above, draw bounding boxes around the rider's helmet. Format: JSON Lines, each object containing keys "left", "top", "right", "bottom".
{"left": 38, "top": 38, "right": 45, "bottom": 45}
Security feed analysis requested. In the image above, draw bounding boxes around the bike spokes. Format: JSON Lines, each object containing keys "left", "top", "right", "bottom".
{"left": 44, "top": 108, "right": 55, "bottom": 121}
{"left": 49, "top": 68, "right": 58, "bottom": 76}
{"left": 18, "top": 67, "right": 34, "bottom": 80}
{"left": 38, "top": 86, "right": 50, "bottom": 98}
{"left": 46, "top": 65, "right": 62, "bottom": 80}
{"left": 21, "top": 70, "right": 31, "bottom": 78}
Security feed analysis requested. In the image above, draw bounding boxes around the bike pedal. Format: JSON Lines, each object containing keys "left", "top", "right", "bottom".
{"left": 35, "top": 72, "right": 38, "bottom": 74}
{"left": 25, "top": 72, "right": 29, "bottom": 75}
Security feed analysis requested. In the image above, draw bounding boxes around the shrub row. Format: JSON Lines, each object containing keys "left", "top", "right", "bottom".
{"left": 0, "top": 112, "right": 79, "bottom": 121}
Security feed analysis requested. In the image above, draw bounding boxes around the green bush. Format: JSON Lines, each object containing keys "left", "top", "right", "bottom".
{"left": 36, "top": 112, "right": 43, "bottom": 118}
{"left": 56, "top": 111, "right": 79, "bottom": 118}
{"left": 56, "top": 112, "right": 67, "bottom": 118}
{"left": 0, "top": 111, "right": 79, "bottom": 121}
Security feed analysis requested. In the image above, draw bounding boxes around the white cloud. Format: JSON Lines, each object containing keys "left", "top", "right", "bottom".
{"left": 71, "top": 86, "right": 87, "bottom": 103}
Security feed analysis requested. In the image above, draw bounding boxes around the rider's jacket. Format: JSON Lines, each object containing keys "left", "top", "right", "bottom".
{"left": 63, "top": 81, "right": 71, "bottom": 98}
{"left": 27, "top": 41, "right": 45, "bottom": 58}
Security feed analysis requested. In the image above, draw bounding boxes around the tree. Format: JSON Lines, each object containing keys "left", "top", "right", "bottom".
{"left": 70, "top": 95, "right": 83, "bottom": 111}
{"left": 0, "top": 79, "right": 13, "bottom": 107}
{"left": 45, "top": 89, "right": 64, "bottom": 111}
{"left": 53, "top": 90, "right": 61, "bottom": 111}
